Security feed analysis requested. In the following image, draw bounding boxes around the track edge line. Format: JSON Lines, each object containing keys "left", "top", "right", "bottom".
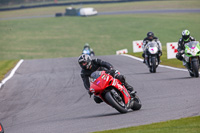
{"left": 0, "top": 59, "right": 24, "bottom": 88}
{"left": 121, "top": 54, "right": 200, "bottom": 73}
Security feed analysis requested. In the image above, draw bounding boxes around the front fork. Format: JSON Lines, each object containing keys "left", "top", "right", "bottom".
{"left": 145, "top": 54, "right": 160, "bottom": 66}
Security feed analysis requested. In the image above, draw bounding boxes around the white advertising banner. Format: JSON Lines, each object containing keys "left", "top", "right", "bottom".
{"left": 133, "top": 40, "right": 143, "bottom": 53}
{"left": 116, "top": 49, "right": 128, "bottom": 55}
{"left": 167, "top": 42, "right": 178, "bottom": 59}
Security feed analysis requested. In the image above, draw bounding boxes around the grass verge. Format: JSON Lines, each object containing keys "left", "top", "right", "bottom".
{"left": 0, "top": 60, "right": 19, "bottom": 81}
{"left": 93, "top": 115, "right": 200, "bottom": 133}
{"left": 0, "top": 13, "right": 199, "bottom": 60}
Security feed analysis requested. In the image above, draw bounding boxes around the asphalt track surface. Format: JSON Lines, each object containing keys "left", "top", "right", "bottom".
{"left": 0, "top": 9, "right": 200, "bottom": 21}
{"left": 0, "top": 55, "right": 200, "bottom": 133}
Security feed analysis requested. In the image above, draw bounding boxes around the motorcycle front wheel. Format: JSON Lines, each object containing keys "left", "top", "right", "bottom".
{"left": 105, "top": 90, "right": 128, "bottom": 113}
{"left": 149, "top": 57, "right": 156, "bottom": 73}
{"left": 192, "top": 60, "right": 199, "bottom": 77}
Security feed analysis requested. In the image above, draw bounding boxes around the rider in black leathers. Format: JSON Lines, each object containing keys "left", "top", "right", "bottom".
{"left": 176, "top": 30, "right": 196, "bottom": 61}
{"left": 78, "top": 54, "right": 135, "bottom": 103}
{"left": 142, "top": 32, "right": 162, "bottom": 63}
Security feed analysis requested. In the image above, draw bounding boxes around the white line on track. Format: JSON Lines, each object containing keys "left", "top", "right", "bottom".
{"left": 0, "top": 59, "right": 24, "bottom": 88}
{"left": 121, "top": 54, "right": 200, "bottom": 73}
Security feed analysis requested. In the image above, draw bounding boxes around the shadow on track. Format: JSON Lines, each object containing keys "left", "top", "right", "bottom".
{"left": 160, "top": 76, "right": 193, "bottom": 81}
{"left": 132, "top": 72, "right": 162, "bottom": 75}
{"left": 73, "top": 112, "right": 121, "bottom": 120}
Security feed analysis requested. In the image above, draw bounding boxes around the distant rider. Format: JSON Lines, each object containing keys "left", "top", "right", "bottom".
{"left": 142, "top": 32, "right": 162, "bottom": 63}
{"left": 83, "top": 43, "right": 90, "bottom": 50}
{"left": 82, "top": 43, "right": 95, "bottom": 56}
{"left": 176, "top": 30, "right": 196, "bottom": 61}
{"left": 78, "top": 54, "right": 135, "bottom": 103}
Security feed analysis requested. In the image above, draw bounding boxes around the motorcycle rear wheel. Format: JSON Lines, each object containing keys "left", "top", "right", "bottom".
{"left": 105, "top": 91, "right": 128, "bottom": 113}
{"left": 131, "top": 95, "right": 142, "bottom": 111}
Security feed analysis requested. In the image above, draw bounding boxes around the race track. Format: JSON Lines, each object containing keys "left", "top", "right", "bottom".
{"left": 0, "top": 55, "right": 200, "bottom": 133}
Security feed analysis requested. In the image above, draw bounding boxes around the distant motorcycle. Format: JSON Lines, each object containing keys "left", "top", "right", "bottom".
{"left": 144, "top": 41, "right": 162, "bottom": 73}
{"left": 182, "top": 41, "right": 200, "bottom": 77}
{"left": 89, "top": 71, "right": 141, "bottom": 113}
{"left": 82, "top": 48, "right": 95, "bottom": 56}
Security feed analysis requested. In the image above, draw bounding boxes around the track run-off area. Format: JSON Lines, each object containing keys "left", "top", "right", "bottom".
{"left": 0, "top": 55, "right": 199, "bottom": 133}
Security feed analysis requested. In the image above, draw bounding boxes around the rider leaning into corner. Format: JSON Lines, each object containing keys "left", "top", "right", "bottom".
{"left": 142, "top": 32, "right": 162, "bottom": 63}
{"left": 176, "top": 30, "right": 196, "bottom": 63}
{"left": 78, "top": 54, "right": 136, "bottom": 103}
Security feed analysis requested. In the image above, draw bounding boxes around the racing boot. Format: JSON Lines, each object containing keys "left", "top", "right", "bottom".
{"left": 124, "top": 82, "right": 136, "bottom": 98}
{"left": 143, "top": 59, "right": 145, "bottom": 63}
{"left": 93, "top": 95, "right": 103, "bottom": 104}
{"left": 142, "top": 53, "right": 145, "bottom": 63}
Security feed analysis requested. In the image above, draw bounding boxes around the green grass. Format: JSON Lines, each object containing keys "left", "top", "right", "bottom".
{"left": 0, "top": 13, "right": 200, "bottom": 60}
{"left": 93, "top": 116, "right": 200, "bottom": 133}
{"left": 0, "top": 60, "right": 18, "bottom": 80}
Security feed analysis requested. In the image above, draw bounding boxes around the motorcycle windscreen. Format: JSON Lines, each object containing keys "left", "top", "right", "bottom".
{"left": 82, "top": 49, "right": 90, "bottom": 55}
{"left": 90, "top": 75, "right": 111, "bottom": 93}
{"left": 90, "top": 71, "right": 108, "bottom": 93}
{"left": 148, "top": 42, "right": 158, "bottom": 47}
{"left": 185, "top": 41, "right": 199, "bottom": 48}
{"left": 185, "top": 41, "right": 200, "bottom": 56}
{"left": 147, "top": 42, "right": 158, "bottom": 54}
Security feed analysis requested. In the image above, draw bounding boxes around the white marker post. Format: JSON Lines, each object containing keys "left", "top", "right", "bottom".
{"left": 133, "top": 40, "right": 143, "bottom": 53}
{"left": 167, "top": 42, "right": 178, "bottom": 59}
{"left": 116, "top": 49, "right": 128, "bottom": 55}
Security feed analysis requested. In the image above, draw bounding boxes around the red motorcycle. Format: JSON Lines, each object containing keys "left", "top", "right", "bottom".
{"left": 89, "top": 71, "right": 141, "bottom": 113}
{"left": 0, "top": 123, "right": 4, "bottom": 133}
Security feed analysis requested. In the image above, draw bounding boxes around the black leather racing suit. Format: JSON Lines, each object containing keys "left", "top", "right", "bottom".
{"left": 80, "top": 58, "right": 134, "bottom": 104}
{"left": 80, "top": 58, "right": 134, "bottom": 91}
{"left": 80, "top": 58, "right": 113, "bottom": 90}
{"left": 143, "top": 37, "right": 159, "bottom": 46}
{"left": 142, "top": 37, "right": 161, "bottom": 58}
{"left": 176, "top": 36, "right": 196, "bottom": 61}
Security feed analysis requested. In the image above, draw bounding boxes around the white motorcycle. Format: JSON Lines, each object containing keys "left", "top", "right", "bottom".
{"left": 144, "top": 41, "right": 162, "bottom": 73}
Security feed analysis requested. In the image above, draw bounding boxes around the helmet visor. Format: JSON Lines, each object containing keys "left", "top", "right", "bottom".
{"left": 148, "top": 36, "right": 153, "bottom": 40}
{"left": 81, "top": 61, "right": 87, "bottom": 66}
{"left": 183, "top": 35, "right": 189, "bottom": 41}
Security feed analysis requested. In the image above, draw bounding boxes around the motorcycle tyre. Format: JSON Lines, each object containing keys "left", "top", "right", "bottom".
{"left": 105, "top": 91, "right": 128, "bottom": 114}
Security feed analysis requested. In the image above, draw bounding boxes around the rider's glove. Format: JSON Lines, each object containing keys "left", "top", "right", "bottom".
{"left": 159, "top": 51, "right": 162, "bottom": 56}
{"left": 106, "top": 69, "right": 116, "bottom": 75}
{"left": 115, "top": 74, "right": 126, "bottom": 84}
{"left": 180, "top": 50, "right": 184, "bottom": 54}
{"left": 88, "top": 90, "right": 93, "bottom": 98}
{"left": 107, "top": 69, "right": 119, "bottom": 77}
